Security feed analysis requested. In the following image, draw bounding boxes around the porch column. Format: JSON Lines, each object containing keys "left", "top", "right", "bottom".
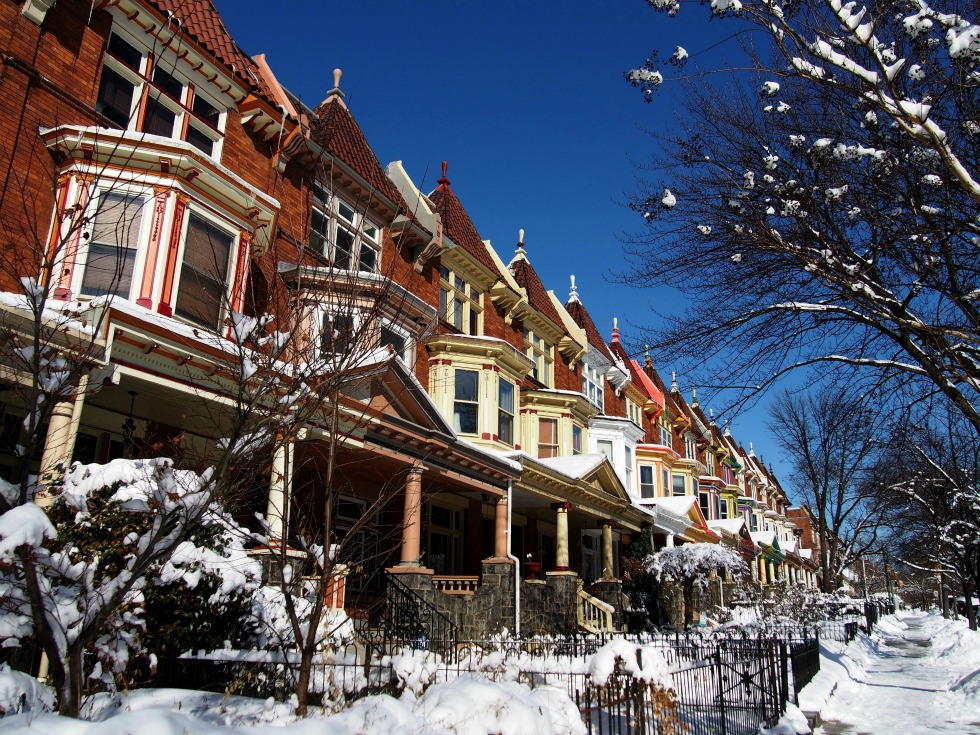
{"left": 397, "top": 465, "right": 425, "bottom": 567}
{"left": 601, "top": 519, "right": 616, "bottom": 580}
{"left": 758, "top": 556, "right": 768, "bottom": 585}
{"left": 492, "top": 494, "right": 509, "bottom": 559}
{"left": 266, "top": 436, "right": 293, "bottom": 540}
{"left": 666, "top": 533, "right": 675, "bottom": 548}
{"left": 37, "top": 386, "right": 85, "bottom": 503}
{"left": 552, "top": 502, "right": 571, "bottom": 571}
{"left": 768, "top": 560, "right": 777, "bottom": 583}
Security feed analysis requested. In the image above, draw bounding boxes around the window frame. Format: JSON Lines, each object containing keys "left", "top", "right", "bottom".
{"left": 658, "top": 420, "right": 672, "bottom": 447}
{"left": 379, "top": 320, "right": 413, "bottom": 367}
{"left": 96, "top": 29, "right": 226, "bottom": 158}
{"left": 572, "top": 424, "right": 583, "bottom": 455}
{"left": 77, "top": 186, "right": 149, "bottom": 300}
{"left": 453, "top": 369, "right": 480, "bottom": 436}
{"left": 639, "top": 465, "right": 655, "bottom": 499}
{"left": 672, "top": 474, "right": 686, "bottom": 496}
{"left": 582, "top": 361, "right": 604, "bottom": 411}
{"left": 523, "top": 327, "right": 554, "bottom": 386}
{"left": 497, "top": 377, "right": 515, "bottom": 446}
{"left": 173, "top": 207, "right": 237, "bottom": 332}
{"left": 438, "top": 265, "right": 482, "bottom": 335}
{"left": 310, "top": 183, "right": 381, "bottom": 273}
{"left": 538, "top": 417, "right": 559, "bottom": 459}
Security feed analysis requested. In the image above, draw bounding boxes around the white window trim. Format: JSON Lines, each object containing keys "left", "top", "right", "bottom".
{"left": 523, "top": 327, "right": 554, "bottom": 386}
{"left": 74, "top": 183, "right": 152, "bottom": 301}
{"left": 310, "top": 183, "right": 381, "bottom": 272}
{"left": 582, "top": 361, "right": 604, "bottom": 411}
{"left": 98, "top": 26, "right": 226, "bottom": 159}
{"left": 439, "top": 265, "right": 482, "bottom": 335}
{"left": 379, "top": 319, "right": 414, "bottom": 368}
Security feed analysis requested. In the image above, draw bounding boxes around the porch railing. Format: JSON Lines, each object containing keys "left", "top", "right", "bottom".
{"left": 432, "top": 575, "right": 480, "bottom": 595}
{"left": 357, "top": 573, "right": 459, "bottom": 654}
{"left": 577, "top": 588, "right": 616, "bottom": 633}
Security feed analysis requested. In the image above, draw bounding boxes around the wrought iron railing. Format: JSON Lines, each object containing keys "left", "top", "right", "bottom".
{"left": 359, "top": 573, "right": 459, "bottom": 655}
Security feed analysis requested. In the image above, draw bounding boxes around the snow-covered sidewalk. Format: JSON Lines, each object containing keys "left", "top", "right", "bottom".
{"left": 806, "top": 610, "right": 980, "bottom": 735}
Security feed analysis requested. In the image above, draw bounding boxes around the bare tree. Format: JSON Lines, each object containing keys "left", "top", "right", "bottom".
{"left": 767, "top": 387, "right": 884, "bottom": 591}
{"left": 621, "top": 0, "right": 980, "bottom": 433}
{"left": 647, "top": 542, "right": 746, "bottom": 627}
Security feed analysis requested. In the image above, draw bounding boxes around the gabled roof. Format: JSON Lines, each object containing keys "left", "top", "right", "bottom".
{"left": 428, "top": 165, "right": 498, "bottom": 273}
{"left": 309, "top": 95, "right": 410, "bottom": 216}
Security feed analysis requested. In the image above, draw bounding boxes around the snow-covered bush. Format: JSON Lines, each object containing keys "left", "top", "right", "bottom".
{"left": 647, "top": 543, "right": 747, "bottom": 627}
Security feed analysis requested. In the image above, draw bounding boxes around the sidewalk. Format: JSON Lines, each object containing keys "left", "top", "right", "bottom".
{"left": 799, "top": 610, "right": 980, "bottom": 735}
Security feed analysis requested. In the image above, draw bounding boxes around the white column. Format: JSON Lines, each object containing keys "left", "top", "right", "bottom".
{"left": 266, "top": 436, "right": 293, "bottom": 540}
{"left": 666, "top": 533, "right": 675, "bottom": 548}
{"left": 552, "top": 502, "right": 571, "bottom": 570}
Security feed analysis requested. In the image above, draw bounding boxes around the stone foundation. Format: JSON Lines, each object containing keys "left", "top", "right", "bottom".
{"left": 521, "top": 572, "right": 579, "bottom": 634}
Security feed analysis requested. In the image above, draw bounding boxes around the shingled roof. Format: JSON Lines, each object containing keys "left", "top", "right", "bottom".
{"left": 427, "top": 164, "right": 498, "bottom": 273}
{"left": 510, "top": 249, "right": 564, "bottom": 330}
{"left": 308, "top": 93, "right": 410, "bottom": 216}
{"left": 149, "top": 0, "right": 271, "bottom": 98}
{"left": 565, "top": 295, "right": 615, "bottom": 362}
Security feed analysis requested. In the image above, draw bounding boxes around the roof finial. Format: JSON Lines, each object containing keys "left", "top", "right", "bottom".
{"left": 644, "top": 345, "right": 652, "bottom": 368}
{"left": 724, "top": 419, "right": 731, "bottom": 437}
{"left": 437, "top": 160, "right": 451, "bottom": 189}
{"left": 709, "top": 408, "right": 715, "bottom": 425}
{"left": 327, "top": 68, "right": 345, "bottom": 100}
{"left": 671, "top": 371, "right": 679, "bottom": 393}
{"left": 612, "top": 317, "right": 620, "bottom": 343}
{"left": 515, "top": 228, "right": 526, "bottom": 256}
{"left": 749, "top": 441, "right": 756, "bottom": 458}
{"left": 568, "top": 275, "right": 579, "bottom": 303}
{"left": 691, "top": 387, "right": 699, "bottom": 407}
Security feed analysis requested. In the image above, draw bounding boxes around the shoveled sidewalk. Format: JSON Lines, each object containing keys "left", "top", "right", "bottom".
{"left": 796, "top": 610, "right": 980, "bottom": 735}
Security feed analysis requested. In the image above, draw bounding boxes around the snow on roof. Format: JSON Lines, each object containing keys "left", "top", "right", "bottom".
{"left": 750, "top": 530, "right": 777, "bottom": 547}
{"left": 536, "top": 453, "right": 605, "bottom": 479}
{"left": 454, "top": 437, "right": 522, "bottom": 473}
{"left": 649, "top": 496, "right": 697, "bottom": 516}
{"left": 708, "top": 518, "right": 745, "bottom": 535}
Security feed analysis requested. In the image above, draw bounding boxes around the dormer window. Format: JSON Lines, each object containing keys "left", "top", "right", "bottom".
{"left": 582, "top": 362, "right": 604, "bottom": 411}
{"left": 439, "top": 266, "right": 482, "bottom": 334}
{"left": 523, "top": 327, "right": 553, "bottom": 386}
{"left": 658, "top": 418, "right": 672, "bottom": 447}
{"left": 310, "top": 184, "right": 380, "bottom": 272}
{"left": 96, "top": 31, "right": 225, "bottom": 158}
{"left": 685, "top": 433, "right": 697, "bottom": 460}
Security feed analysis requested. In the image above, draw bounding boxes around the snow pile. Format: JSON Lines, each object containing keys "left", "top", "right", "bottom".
{"left": 0, "top": 664, "right": 54, "bottom": 716}
{"left": 759, "top": 702, "right": 810, "bottom": 735}
{"left": 586, "top": 638, "right": 671, "bottom": 687}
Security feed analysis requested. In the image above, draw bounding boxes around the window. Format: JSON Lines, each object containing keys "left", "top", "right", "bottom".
{"left": 498, "top": 379, "right": 514, "bottom": 445}
{"left": 523, "top": 327, "right": 553, "bottom": 386}
{"left": 572, "top": 424, "right": 583, "bottom": 455}
{"left": 640, "top": 465, "right": 655, "bottom": 499}
{"left": 80, "top": 191, "right": 145, "bottom": 298}
{"left": 310, "top": 183, "right": 380, "bottom": 272}
{"left": 322, "top": 312, "right": 355, "bottom": 355}
{"left": 672, "top": 474, "right": 686, "bottom": 496}
{"left": 625, "top": 446, "right": 633, "bottom": 490}
{"left": 699, "top": 489, "right": 711, "bottom": 519}
{"left": 685, "top": 434, "right": 697, "bottom": 460}
{"left": 706, "top": 451, "right": 716, "bottom": 475}
{"left": 662, "top": 468, "right": 669, "bottom": 497}
{"left": 627, "top": 399, "right": 643, "bottom": 426}
{"left": 174, "top": 212, "right": 233, "bottom": 330}
{"left": 597, "top": 439, "right": 613, "bottom": 461}
{"left": 380, "top": 322, "right": 412, "bottom": 366}
{"left": 538, "top": 417, "right": 558, "bottom": 458}
{"left": 96, "top": 32, "right": 224, "bottom": 157}
{"left": 453, "top": 369, "right": 479, "bottom": 435}
{"left": 439, "top": 266, "right": 482, "bottom": 334}
{"left": 658, "top": 420, "right": 672, "bottom": 447}
{"left": 719, "top": 497, "right": 729, "bottom": 520}
{"left": 582, "top": 362, "right": 604, "bottom": 411}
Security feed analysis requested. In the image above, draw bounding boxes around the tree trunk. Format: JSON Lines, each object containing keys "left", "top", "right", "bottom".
{"left": 962, "top": 576, "right": 977, "bottom": 632}
{"left": 57, "top": 645, "right": 84, "bottom": 718}
{"left": 683, "top": 580, "right": 695, "bottom": 627}
{"left": 294, "top": 645, "right": 314, "bottom": 716}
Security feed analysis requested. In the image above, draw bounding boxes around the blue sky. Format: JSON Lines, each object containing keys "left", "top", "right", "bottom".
{"left": 214, "top": 1, "right": 791, "bottom": 478}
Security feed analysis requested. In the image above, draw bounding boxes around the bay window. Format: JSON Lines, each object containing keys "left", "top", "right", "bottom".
{"left": 582, "top": 362, "right": 604, "bottom": 411}
{"left": 640, "top": 465, "right": 655, "bottom": 499}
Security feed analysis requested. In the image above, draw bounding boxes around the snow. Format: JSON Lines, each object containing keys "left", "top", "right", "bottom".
{"left": 0, "top": 503, "right": 56, "bottom": 560}
{"left": 798, "top": 609, "right": 980, "bottom": 733}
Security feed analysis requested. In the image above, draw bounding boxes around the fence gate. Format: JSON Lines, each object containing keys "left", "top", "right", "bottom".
{"left": 667, "top": 638, "right": 785, "bottom": 735}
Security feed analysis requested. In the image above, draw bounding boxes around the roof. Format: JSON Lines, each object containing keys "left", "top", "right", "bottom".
{"left": 309, "top": 97, "right": 411, "bottom": 215}
{"left": 428, "top": 165, "right": 498, "bottom": 273}
{"left": 565, "top": 298, "right": 615, "bottom": 361}
{"left": 537, "top": 453, "right": 605, "bottom": 479}
{"left": 149, "top": 0, "right": 272, "bottom": 98}
{"left": 510, "top": 253, "right": 564, "bottom": 330}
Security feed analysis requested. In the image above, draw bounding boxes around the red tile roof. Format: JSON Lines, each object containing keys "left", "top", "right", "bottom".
{"left": 149, "top": 0, "right": 270, "bottom": 97}
{"left": 309, "top": 98, "right": 410, "bottom": 215}
{"left": 510, "top": 256, "right": 564, "bottom": 330}
{"left": 565, "top": 299, "right": 614, "bottom": 361}
{"left": 428, "top": 166, "right": 498, "bottom": 273}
